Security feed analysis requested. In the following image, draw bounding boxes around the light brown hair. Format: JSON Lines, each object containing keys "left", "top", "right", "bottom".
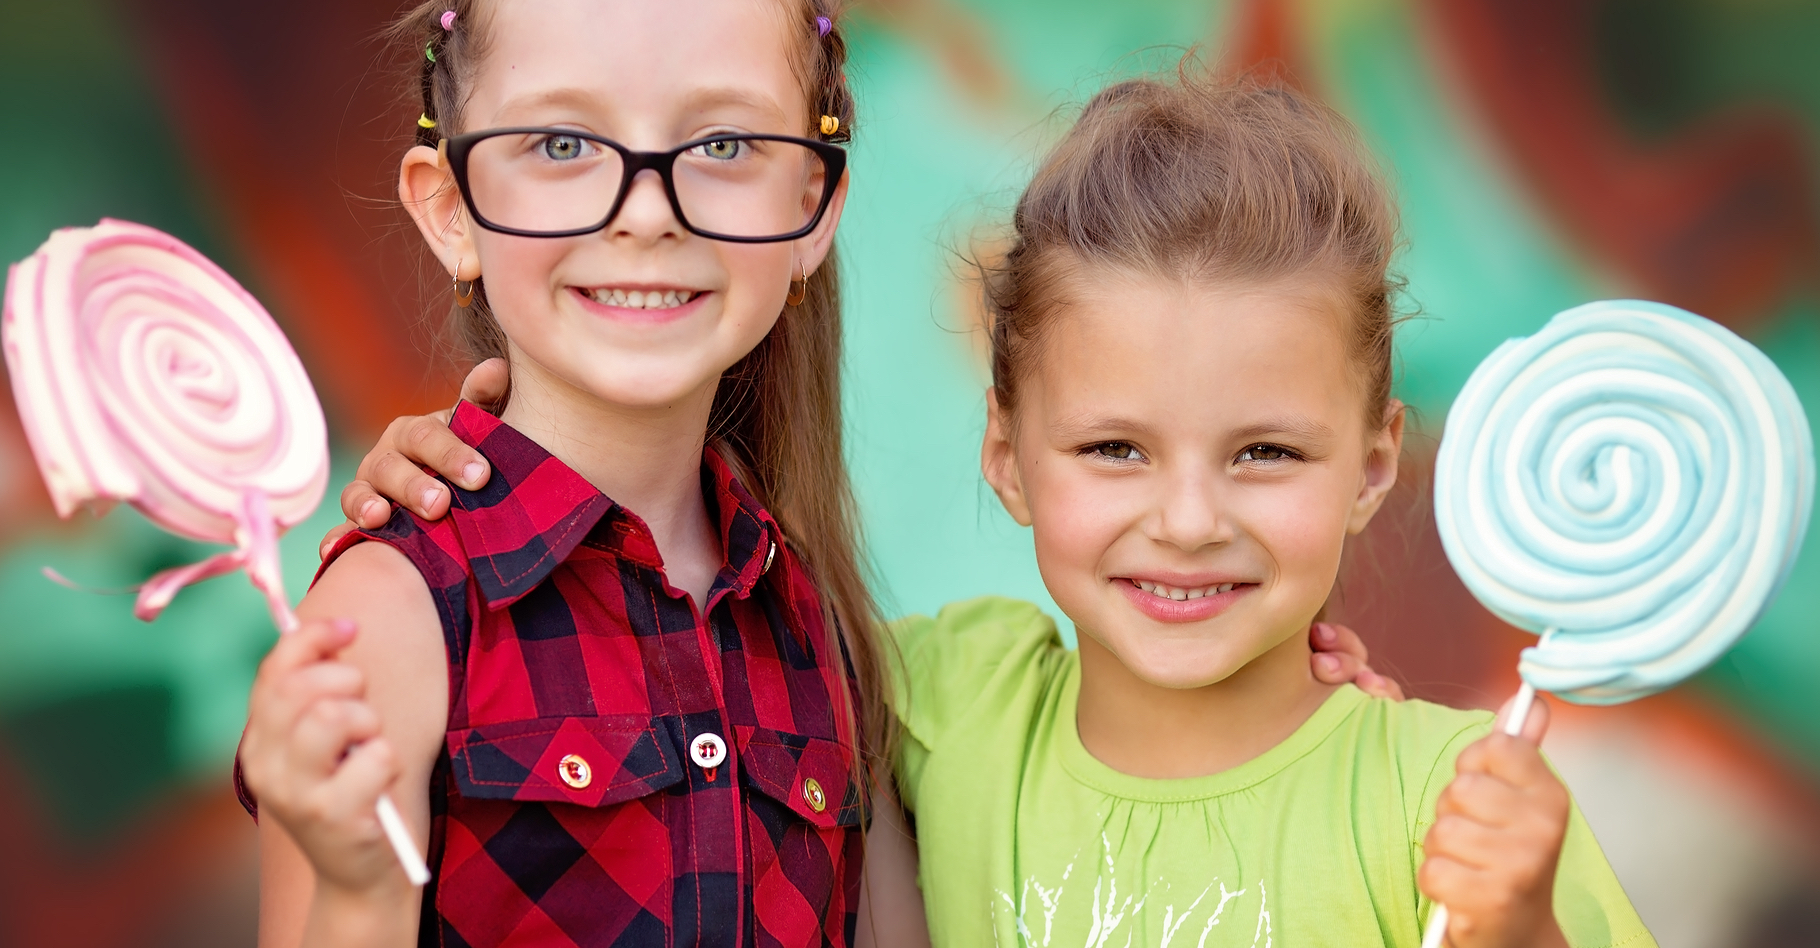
{"left": 387, "top": 0, "right": 890, "bottom": 779}
{"left": 984, "top": 68, "right": 1402, "bottom": 428}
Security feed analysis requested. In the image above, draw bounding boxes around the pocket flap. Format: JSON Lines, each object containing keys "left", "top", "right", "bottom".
{"left": 737, "top": 727, "right": 863, "bottom": 829}
{"left": 448, "top": 715, "right": 684, "bottom": 808}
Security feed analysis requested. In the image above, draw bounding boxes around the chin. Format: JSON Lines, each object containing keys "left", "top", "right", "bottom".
{"left": 1093, "top": 630, "right": 1251, "bottom": 691}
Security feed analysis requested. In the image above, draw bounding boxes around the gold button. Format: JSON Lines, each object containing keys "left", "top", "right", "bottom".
{"left": 558, "top": 754, "right": 592, "bottom": 789}
{"left": 802, "top": 777, "right": 826, "bottom": 813}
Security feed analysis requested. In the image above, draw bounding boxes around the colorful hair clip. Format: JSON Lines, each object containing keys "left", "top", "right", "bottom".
{"left": 424, "top": 42, "right": 436, "bottom": 62}
{"left": 820, "top": 115, "right": 840, "bottom": 136}
{"left": 816, "top": 15, "right": 831, "bottom": 36}
{"left": 440, "top": 10, "right": 457, "bottom": 30}
{"left": 418, "top": 113, "right": 438, "bottom": 129}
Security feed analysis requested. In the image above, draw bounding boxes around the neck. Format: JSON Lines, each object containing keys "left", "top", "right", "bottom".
{"left": 498, "top": 351, "right": 722, "bottom": 604}
{"left": 1074, "top": 624, "right": 1337, "bottom": 779}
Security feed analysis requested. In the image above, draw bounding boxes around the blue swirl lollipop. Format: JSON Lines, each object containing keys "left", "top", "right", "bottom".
{"left": 1420, "top": 299, "right": 1812, "bottom": 948}
{"left": 1434, "top": 299, "right": 1812, "bottom": 705}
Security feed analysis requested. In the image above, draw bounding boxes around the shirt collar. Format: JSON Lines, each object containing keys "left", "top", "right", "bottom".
{"left": 446, "top": 401, "right": 783, "bottom": 609}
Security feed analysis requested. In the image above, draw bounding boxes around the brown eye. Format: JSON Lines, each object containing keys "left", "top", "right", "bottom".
{"left": 1239, "top": 443, "right": 1292, "bottom": 462}
{"left": 1093, "top": 442, "right": 1144, "bottom": 461}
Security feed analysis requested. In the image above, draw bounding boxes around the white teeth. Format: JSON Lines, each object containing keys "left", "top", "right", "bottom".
{"left": 589, "top": 288, "right": 696, "bottom": 310}
{"left": 1131, "top": 579, "right": 1241, "bottom": 600}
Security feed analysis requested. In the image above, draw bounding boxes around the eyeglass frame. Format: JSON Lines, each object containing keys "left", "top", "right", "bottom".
{"left": 440, "top": 127, "right": 848, "bottom": 244}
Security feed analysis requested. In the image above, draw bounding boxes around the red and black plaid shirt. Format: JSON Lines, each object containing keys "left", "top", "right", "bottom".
{"left": 296, "top": 402, "right": 865, "bottom": 947}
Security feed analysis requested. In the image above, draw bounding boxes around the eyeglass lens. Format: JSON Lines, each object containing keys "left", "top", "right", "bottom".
{"left": 465, "top": 132, "right": 829, "bottom": 238}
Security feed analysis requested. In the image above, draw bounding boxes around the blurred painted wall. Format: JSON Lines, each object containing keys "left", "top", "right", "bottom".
{"left": 1, "top": 0, "right": 1818, "bottom": 945}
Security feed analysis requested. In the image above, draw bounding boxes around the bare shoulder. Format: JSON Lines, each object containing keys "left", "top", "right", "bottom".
{"left": 298, "top": 540, "right": 447, "bottom": 758}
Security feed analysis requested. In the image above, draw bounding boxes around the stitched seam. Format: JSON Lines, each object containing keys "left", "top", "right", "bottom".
{"left": 464, "top": 491, "right": 605, "bottom": 591}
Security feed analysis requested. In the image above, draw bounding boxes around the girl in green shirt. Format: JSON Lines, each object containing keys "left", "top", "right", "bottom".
{"left": 885, "top": 72, "right": 1653, "bottom": 947}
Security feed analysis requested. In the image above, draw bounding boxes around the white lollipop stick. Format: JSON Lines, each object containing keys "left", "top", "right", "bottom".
{"left": 2, "top": 219, "right": 429, "bottom": 886}
{"left": 1419, "top": 300, "right": 1814, "bottom": 947}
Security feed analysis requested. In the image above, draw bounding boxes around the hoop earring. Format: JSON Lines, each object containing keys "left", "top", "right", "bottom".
{"left": 785, "top": 260, "right": 810, "bottom": 307}
{"left": 453, "top": 265, "right": 477, "bottom": 308}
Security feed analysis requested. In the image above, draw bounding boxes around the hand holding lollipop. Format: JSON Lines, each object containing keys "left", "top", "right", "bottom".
{"left": 2, "top": 219, "right": 431, "bottom": 885}
{"left": 1420, "top": 299, "right": 1814, "bottom": 946}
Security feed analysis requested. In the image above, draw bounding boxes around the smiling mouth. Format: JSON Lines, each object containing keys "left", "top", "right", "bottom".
{"left": 1128, "top": 578, "right": 1245, "bottom": 601}
{"left": 581, "top": 287, "right": 703, "bottom": 310}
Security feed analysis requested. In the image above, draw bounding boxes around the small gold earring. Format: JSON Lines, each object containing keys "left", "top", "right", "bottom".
{"left": 785, "top": 260, "right": 810, "bottom": 307}
{"left": 453, "top": 264, "right": 477, "bottom": 308}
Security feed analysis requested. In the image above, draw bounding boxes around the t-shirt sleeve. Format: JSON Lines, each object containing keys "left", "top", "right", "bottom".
{"left": 1412, "top": 721, "right": 1656, "bottom": 948}
{"left": 887, "top": 596, "right": 1061, "bottom": 814}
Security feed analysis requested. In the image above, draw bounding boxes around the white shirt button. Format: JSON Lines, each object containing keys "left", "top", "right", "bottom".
{"left": 689, "top": 732, "right": 727, "bottom": 769}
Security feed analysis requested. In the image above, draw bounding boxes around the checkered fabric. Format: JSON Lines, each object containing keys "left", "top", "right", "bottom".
{"left": 312, "top": 401, "right": 864, "bottom": 947}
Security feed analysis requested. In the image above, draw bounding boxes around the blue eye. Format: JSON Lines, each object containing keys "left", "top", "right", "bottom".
{"left": 697, "top": 139, "right": 744, "bottom": 160}
{"left": 541, "top": 135, "right": 587, "bottom": 160}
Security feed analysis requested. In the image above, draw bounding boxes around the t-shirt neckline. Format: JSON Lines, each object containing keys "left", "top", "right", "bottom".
{"left": 1055, "top": 658, "right": 1368, "bottom": 803}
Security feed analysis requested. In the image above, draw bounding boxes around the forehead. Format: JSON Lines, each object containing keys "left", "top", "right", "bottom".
{"left": 1027, "top": 270, "right": 1362, "bottom": 429}
{"left": 471, "top": 0, "right": 803, "bottom": 132}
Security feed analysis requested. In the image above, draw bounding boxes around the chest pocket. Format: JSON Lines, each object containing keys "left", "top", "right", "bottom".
{"left": 736, "top": 726, "right": 865, "bottom": 827}
{"left": 447, "top": 714, "right": 685, "bottom": 807}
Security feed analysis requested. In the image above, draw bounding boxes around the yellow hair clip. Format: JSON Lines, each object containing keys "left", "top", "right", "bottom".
{"left": 820, "top": 115, "right": 840, "bottom": 136}
{"left": 418, "top": 113, "right": 438, "bottom": 129}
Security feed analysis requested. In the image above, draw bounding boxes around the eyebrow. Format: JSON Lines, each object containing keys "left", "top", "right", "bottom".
{"left": 1048, "top": 414, "right": 1335, "bottom": 444}
{"left": 677, "top": 86, "right": 791, "bottom": 127}
{"left": 1048, "top": 415, "right": 1159, "bottom": 442}
{"left": 1229, "top": 417, "right": 1335, "bottom": 443}
{"left": 491, "top": 86, "right": 793, "bottom": 135}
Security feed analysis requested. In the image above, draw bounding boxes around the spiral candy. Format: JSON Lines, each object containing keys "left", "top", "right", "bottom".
{"left": 1434, "top": 299, "right": 1814, "bottom": 705}
{"left": 3, "top": 219, "right": 328, "bottom": 620}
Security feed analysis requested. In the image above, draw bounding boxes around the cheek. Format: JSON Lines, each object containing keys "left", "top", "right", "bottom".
{"left": 1240, "top": 471, "right": 1356, "bottom": 587}
{"left": 473, "top": 235, "right": 569, "bottom": 309}
{"left": 721, "top": 243, "right": 793, "bottom": 330}
{"left": 1024, "top": 459, "right": 1136, "bottom": 576}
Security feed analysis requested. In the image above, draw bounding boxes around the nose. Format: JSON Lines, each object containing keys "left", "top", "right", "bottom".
{"left": 608, "top": 168, "right": 684, "bottom": 243}
{"left": 1146, "top": 461, "right": 1233, "bottom": 553}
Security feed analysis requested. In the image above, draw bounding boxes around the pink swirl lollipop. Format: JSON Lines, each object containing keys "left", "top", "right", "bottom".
{"left": 3, "top": 218, "right": 326, "bottom": 621}
{"left": 2, "top": 218, "right": 428, "bottom": 885}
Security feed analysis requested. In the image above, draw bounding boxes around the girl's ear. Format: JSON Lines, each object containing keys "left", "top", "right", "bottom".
{"left": 1346, "top": 400, "right": 1405, "bottom": 535}
{"left": 794, "top": 169, "right": 850, "bottom": 277}
{"left": 982, "top": 388, "right": 1033, "bottom": 526}
{"left": 400, "top": 144, "right": 480, "bottom": 281}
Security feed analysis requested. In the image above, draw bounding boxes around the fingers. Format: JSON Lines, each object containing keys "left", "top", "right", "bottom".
{"left": 1494, "top": 690, "right": 1552, "bottom": 744}
{"left": 290, "top": 698, "right": 383, "bottom": 774}
{"left": 1312, "top": 649, "right": 1360, "bottom": 684}
{"left": 339, "top": 478, "right": 394, "bottom": 529}
{"left": 366, "top": 452, "right": 454, "bottom": 520}
{"left": 1309, "top": 623, "right": 1406, "bottom": 700}
{"left": 1355, "top": 668, "right": 1406, "bottom": 701}
{"left": 319, "top": 521, "right": 357, "bottom": 561}
{"left": 260, "top": 618, "right": 358, "bottom": 679}
{"left": 459, "top": 358, "right": 509, "bottom": 406}
{"left": 1313, "top": 621, "right": 1371, "bottom": 663}
{"left": 400, "top": 413, "right": 489, "bottom": 489}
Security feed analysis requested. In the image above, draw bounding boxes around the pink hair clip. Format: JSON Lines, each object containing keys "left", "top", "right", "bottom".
{"left": 440, "top": 10, "right": 457, "bottom": 30}
{"left": 816, "top": 15, "right": 831, "bottom": 36}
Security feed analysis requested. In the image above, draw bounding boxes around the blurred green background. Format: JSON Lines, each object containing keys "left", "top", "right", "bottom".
{"left": 1, "top": 0, "right": 1818, "bottom": 944}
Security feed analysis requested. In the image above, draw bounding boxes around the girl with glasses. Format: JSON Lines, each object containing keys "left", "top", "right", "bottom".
{"left": 235, "top": 2, "right": 918, "bottom": 946}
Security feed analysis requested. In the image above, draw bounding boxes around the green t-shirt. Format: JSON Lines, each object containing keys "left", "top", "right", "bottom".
{"left": 891, "top": 597, "right": 1656, "bottom": 948}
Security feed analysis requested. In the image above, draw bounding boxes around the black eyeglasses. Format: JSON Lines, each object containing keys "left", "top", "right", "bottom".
{"left": 443, "top": 128, "right": 847, "bottom": 243}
